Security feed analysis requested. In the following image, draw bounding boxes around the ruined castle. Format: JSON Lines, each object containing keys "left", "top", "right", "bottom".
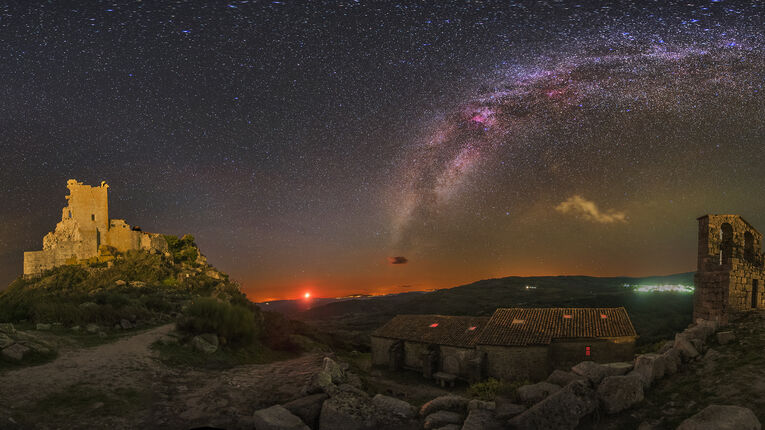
{"left": 23, "top": 180, "right": 168, "bottom": 276}
{"left": 694, "top": 214, "right": 765, "bottom": 324}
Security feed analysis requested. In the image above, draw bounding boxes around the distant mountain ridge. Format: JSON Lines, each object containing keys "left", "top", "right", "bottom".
{"left": 282, "top": 272, "right": 695, "bottom": 348}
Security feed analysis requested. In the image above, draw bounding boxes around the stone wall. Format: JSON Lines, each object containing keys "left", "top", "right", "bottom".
{"left": 370, "top": 336, "right": 397, "bottom": 367}
{"left": 478, "top": 344, "right": 550, "bottom": 381}
{"left": 695, "top": 215, "right": 765, "bottom": 324}
{"left": 549, "top": 337, "right": 635, "bottom": 370}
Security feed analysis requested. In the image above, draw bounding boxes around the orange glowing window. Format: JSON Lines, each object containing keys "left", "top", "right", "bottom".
{"left": 429, "top": 323, "right": 439, "bottom": 328}
{"left": 585, "top": 346, "right": 591, "bottom": 356}
{"left": 468, "top": 326, "right": 477, "bottom": 331}
{"left": 563, "top": 314, "right": 572, "bottom": 319}
{"left": 512, "top": 319, "right": 525, "bottom": 324}
{"left": 600, "top": 314, "right": 608, "bottom": 319}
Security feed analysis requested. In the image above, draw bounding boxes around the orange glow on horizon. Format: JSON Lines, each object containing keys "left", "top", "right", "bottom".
{"left": 304, "top": 292, "right": 311, "bottom": 299}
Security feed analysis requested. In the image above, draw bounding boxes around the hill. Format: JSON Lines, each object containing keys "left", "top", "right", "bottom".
{"left": 292, "top": 273, "right": 696, "bottom": 349}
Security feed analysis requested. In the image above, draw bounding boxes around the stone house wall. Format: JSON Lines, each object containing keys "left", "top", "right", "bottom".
{"left": 477, "top": 344, "right": 549, "bottom": 382}
{"left": 370, "top": 336, "right": 396, "bottom": 367}
{"left": 548, "top": 337, "right": 635, "bottom": 370}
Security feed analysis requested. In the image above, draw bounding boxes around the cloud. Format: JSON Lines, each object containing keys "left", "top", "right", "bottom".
{"left": 555, "top": 195, "right": 627, "bottom": 224}
{"left": 387, "top": 256, "right": 409, "bottom": 265}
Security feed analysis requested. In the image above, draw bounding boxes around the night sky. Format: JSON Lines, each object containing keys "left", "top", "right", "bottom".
{"left": 1, "top": 1, "right": 763, "bottom": 301}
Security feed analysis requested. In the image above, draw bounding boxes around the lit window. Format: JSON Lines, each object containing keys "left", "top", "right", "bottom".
{"left": 468, "top": 326, "right": 477, "bottom": 331}
{"left": 600, "top": 314, "right": 608, "bottom": 319}
{"left": 512, "top": 319, "right": 525, "bottom": 324}
{"left": 429, "top": 323, "right": 439, "bottom": 328}
{"left": 563, "top": 314, "right": 572, "bottom": 319}
{"left": 585, "top": 346, "right": 591, "bottom": 356}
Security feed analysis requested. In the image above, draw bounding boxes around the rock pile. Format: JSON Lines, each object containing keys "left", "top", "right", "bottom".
{"left": 0, "top": 323, "right": 54, "bottom": 362}
{"left": 247, "top": 319, "right": 761, "bottom": 429}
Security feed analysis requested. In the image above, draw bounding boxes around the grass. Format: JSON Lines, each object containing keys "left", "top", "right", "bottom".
{"left": 467, "top": 377, "right": 527, "bottom": 401}
{"left": 150, "top": 340, "right": 297, "bottom": 370}
{"left": 24, "top": 383, "right": 152, "bottom": 421}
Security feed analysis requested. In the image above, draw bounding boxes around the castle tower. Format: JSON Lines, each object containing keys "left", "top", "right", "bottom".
{"left": 23, "top": 180, "right": 168, "bottom": 276}
{"left": 694, "top": 214, "right": 765, "bottom": 324}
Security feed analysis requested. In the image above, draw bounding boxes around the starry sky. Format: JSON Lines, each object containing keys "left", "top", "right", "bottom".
{"left": 1, "top": 1, "right": 763, "bottom": 301}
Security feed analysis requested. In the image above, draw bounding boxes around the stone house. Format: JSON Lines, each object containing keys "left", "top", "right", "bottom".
{"left": 23, "top": 179, "right": 168, "bottom": 276}
{"left": 372, "top": 307, "right": 637, "bottom": 383}
{"left": 694, "top": 214, "right": 765, "bottom": 324}
{"left": 371, "top": 315, "right": 490, "bottom": 382}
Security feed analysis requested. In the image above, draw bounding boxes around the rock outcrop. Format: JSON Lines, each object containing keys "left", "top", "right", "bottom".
{"left": 676, "top": 405, "right": 761, "bottom": 430}
{"left": 508, "top": 380, "right": 598, "bottom": 430}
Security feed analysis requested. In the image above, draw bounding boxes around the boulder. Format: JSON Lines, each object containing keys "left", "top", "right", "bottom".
{"left": 0, "top": 333, "right": 14, "bottom": 349}
{"left": 0, "top": 323, "right": 16, "bottom": 335}
{"left": 461, "top": 408, "right": 503, "bottom": 430}
{"left": 424, "top": 411, "right": 464, "bottom": 429}
{"left": 631, "top": 354, "right": 666, "bottom": 388}
{"left": 691, "top": 338, "right": 705, "bottom": 354}
{"left": 306, "top": 369, "right": 335, "bottom": 395}
{"left": 371, "top": 394, "right": 416, "bottom": 420}
{"left": 191, "top": 333, "right": 219, "bottom": 354}
{"left": 283, "top": 393, "right": 328, "bottom": 429}
{"left": 120, "top": 319, "right": 133, "bottom": 330}
{"left": 2, "top": 343, "right": 30, "bottom": 361}
{"left": 252, "top": 405, "right": 310, "bottom": 430}
{"left": 323, "top": 357, "right": 347, "bottom": 384}
{"left": 597, "top": 374, "right": 644, "bottom": 414}
{"left": 674, "top": 333, "right": 700, "bottom": 361}
{"left": 546, "top": 370, "right": 585, "bottom": 386}
{"left": 494, "top": 402, "right": 526, "bottom": 420}
{"left": 420, "top": 395, "right": 471, "bottom": 417}
{"left": 602, "top": 362, "right": 633, "bottom": 376}
{"left": 571, "top": 361, "right": 610, "bottom": 384}
{"left": 517, "top": 381, "right": 561, "bottom": 404}
{"left": 467, "top": 399, "right": 495, "bottom": 411}
{"left": 434, "top": 425, "right": 460, "bottom": 430}
{"left": 662, "top": 347, "right": 681, "bottom": 375}
{"left": 128, "top": 281, "right": 146, "bottom": 288}
{"left": 676, "top": 405, "right": 761, "bottom": 430}
{"left": 114, "top": 280, "right": 127, "bottom": 286}
{"left": 717, "top": 331, "right": 736, "bottom": 345}
{"left": 507, "top": 380, "right": 598, "bottom": 430}
{"left": 318, "top": 390, "right": 377, "bottom": 430}
{"left": 35, "top": 323, "right": 51, "bottom": 331}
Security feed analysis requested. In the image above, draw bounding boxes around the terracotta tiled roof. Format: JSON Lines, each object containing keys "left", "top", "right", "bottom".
{"left": 474, "top": 307, "right": 637, "bottom": 346}
{"left": 371, "top": 314, "right": 490, "bottom": 348}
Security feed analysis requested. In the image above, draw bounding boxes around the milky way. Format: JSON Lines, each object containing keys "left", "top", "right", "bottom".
{"left": 391, "top": 39, "right": 764, "bottom": 249}
{"left": 1, "top": 1, "right": 764, "bottom": 300}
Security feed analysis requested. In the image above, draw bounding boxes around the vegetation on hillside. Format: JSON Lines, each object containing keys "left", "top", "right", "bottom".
{"left": 0, "top": 237, "right": 334, "bottom": 369}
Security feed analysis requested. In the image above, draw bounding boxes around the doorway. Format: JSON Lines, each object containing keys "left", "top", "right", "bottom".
{"left": 753, "top": 279, "right": 759, "bottom": 309}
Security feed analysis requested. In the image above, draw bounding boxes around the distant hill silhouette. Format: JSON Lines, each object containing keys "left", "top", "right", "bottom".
{"left": 285, "top": 273, "right": 695, "bottom": 348}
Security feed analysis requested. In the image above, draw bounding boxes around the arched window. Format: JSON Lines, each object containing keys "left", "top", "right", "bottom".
{"left": 720, "top": 223, "right": 734, "bottom": 264}
{"left": 745, "top": 232, "right": 754, "bottom": 263}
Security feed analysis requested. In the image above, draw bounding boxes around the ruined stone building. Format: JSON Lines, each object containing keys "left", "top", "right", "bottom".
{"left": 371, "top": 307, "right": 637, "bottom": 382}
{"left": 23, "top": 180, "right": 168, "bottom": 276}
{"left": 694, "top": 214, "right": 765, "bottom": 324}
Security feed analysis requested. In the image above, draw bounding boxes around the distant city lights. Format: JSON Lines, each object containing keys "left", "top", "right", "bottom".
{"left": 623, "top": 283, "right": 694, "bottom": 293}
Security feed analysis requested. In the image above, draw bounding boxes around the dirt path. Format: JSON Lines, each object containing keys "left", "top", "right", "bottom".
{"left": 0, "top": 326, "right": 326, "bottom": 430}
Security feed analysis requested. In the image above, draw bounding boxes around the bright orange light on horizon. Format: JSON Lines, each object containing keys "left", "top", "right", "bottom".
{"left": 304, "top": 292, "right": 311, "bottom": 299}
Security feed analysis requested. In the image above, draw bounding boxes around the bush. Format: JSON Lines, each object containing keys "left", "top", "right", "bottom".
{"left": 178, "top": 298, "right": 261, "bottom": 347}
{"left": 467, "top": 378, "right": 524, "bottom": 401}
{"left": 164, "top": 234, "right": 199, "bottom": 265}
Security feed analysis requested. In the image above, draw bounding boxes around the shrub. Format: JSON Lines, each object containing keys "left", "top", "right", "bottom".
{"left": 164, "top": 234, "right": 199, "bottom": 265}
{"left": 178, "top": 298, "right": 260, "bottom": 347}
{"left": 467, "top": 378, "right": 523, "bottom": 401}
